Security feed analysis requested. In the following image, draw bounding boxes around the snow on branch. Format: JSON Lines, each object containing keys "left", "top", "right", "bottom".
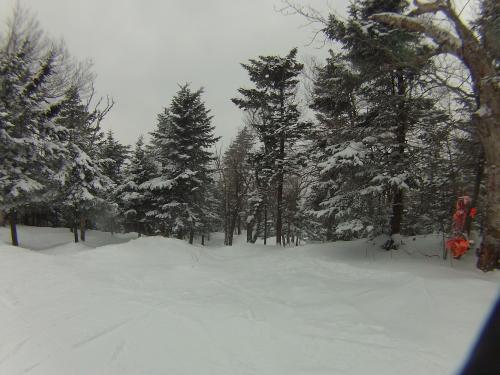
{"left": 392, "top": 0, "right": 478, "bottom": 50}
{"left": 408, "top": 0, "right": 447, "bottom": 17}
{"left": 369, "top": 12, "right": 462, "bottom": 57}
{"left": 410, "top": 0, "right": 479, "bottom": 48}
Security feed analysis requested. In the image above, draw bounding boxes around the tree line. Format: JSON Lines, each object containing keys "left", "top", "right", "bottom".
{"left": 0, "top": 1, "right": 498, "bottom": 271}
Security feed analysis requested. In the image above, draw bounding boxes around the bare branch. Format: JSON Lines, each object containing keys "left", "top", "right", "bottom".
{"left": 279, "top": 0, "right": 327, "bottom": 25}
{"left": 93, "top": 95, "right": 114, "bottom": 130}
{"left": 457, "top": 0, "right": 472, "bottom": 17}
{"left": 278, "top": 0, "right": 331, "bottom": 48}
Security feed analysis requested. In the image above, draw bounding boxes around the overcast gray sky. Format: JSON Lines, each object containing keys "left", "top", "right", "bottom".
{"left": 0, "top": 0, "right": 349, "bottom": 147}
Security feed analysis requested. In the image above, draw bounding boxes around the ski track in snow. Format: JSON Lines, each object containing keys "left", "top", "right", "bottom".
{"left": 72, "top": 317, "right": 135, "bottom": 350}
{"left": 0, "top": 226, "right": 498, "bottom": 374}
{"left": 0, "top": 337, "right": 31, "bottom": 365}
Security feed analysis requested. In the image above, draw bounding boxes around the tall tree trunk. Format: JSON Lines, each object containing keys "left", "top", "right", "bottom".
{"left": 80, "top": 216, "right": 86, "bottom": 242}
{"left": 466, "top": 149, "right": 485, "bottom": 236}
{"left": 251, "top": 197, "right": 263, "bottom": 244}
{"left": 251, "top": 215, "right": 260, "bottom": 243}
{"left": 390, "top": 71, "right": 407, "bottom": 236}
{"left": 224, "top": 189, "right": 230, "bottom": 245}
{"left": 189, "top": 227, "right": 194, "bottom": 245}
{"left": 264, "top": 205, "right": 268, "bottom": 245}
{"left": 276, "top": 136, "right": 285, "bottom": 246}
{"left": 390, "top": 188, "right": 404, "bottom": 235}
{"left": 250, "top": 169, "right": 262, "bottom": 244}
{"left": 275, "top": 84, "right": 287, "bottom": 247}
{"left": 247, "top": 222, "right": 253, "bottom": 242}
{"left": 73, "top": 223, "right": 79, "bottom": 243}
{"left": 250, "top": 199, "right": 263, "bottom": 243}
{"left": 9, "top": 210, "right": 19, "bottom": 246}
{"left": 234, "top": 182, "right": 241, "bottom": 236}
{"left": 227, "top": 208, "right": 236, "bottom": 246}
{"left": 224, "top": 216, "right": 229, "bottom": 245}
{"left": 201, "top": 234, "right": 205, "bottom": 246}
{"left": 476, "top": 108, "right": 500, "bottom": 271}
{"left": 326, "top": 216, "right": 334, "bottom": 241}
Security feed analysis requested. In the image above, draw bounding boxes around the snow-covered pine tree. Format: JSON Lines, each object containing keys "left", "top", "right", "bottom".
{"left": 246, "top": 147, "right": 273, "bottom": 244}
{"left": 100, "top": 130, "right": 130, "bottom": 186}
{"left": 99, "top": 129, "right": 130, "bottom": 233}
{"left": 232, "top": 48, "right": 307, "bottom": 245}
{"left": 307, "top": 0, "right": 452, "bottom": 241}
{"left": 306, "top": 52, "right": 368, "bottom": 240}
{"left": 196, "top": 181, "right": 220, "bottom": 245}
{"left": 143, "top": 84, "right": 219, "bottom": 243}
{"left": 55, "top": 86, "right": 111, "bottom": 242}
{"left": 330, "top": 0, "right": 425, "bottom": 238}
{"left": 118, "top": 135, "right": 157, "bottom": 235}
{"left": 220, "top": 126, "right": 255, "bottom": 245}
{"left": 0, "top": 19, "right": 68, "bottom": 246}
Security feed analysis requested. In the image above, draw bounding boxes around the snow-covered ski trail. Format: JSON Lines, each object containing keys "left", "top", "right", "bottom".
{"left": 0, "top": 228, "right": 498, "bottom": 374}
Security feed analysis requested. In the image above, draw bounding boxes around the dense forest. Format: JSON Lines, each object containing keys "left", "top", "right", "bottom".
{"left": 1, "top": 0, "right": 499, "bottom": 272}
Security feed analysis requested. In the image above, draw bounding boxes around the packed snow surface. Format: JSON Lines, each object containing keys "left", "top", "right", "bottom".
{"left": 0, "top": 226, "right": 498, "bottom": 375}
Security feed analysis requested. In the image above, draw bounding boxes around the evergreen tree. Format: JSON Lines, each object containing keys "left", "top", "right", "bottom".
{"left": 0, "top": 28, "right": 67, "bottom": 245}
{"left": 306, "top": 53, "right": 366, "bottom": 240}
{"left": 100, "top": 130, "right": 130, "bottom": 186}
{"left": 196, "top": 181, "right": 220, "bottom": 245}
{"left": 143, "top": 84, "right": 219, "bottom": 242}
{"left": 246, "top": 148, "right": 273, "bottom": 244}
{"left": 56, "top": 87, "right": 111, "bottom": 242}
{"left": 232, "top": 48, "right": 306, "bottom": 245}
{"left": 118, "top": 135, "right": 157, "bottom": 235}
{"left": 99, "top": 130, "right": 130, "bottom": 233}
{"left": 219, "top": 126, "right": 255, "bottom": 245}
{"left": 307, "top": 0, "right": 452, "bottom": 241}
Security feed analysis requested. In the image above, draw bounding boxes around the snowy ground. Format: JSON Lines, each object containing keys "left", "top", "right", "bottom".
{"left": 0, "top": 226, "right": 498, "bottom": 375}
